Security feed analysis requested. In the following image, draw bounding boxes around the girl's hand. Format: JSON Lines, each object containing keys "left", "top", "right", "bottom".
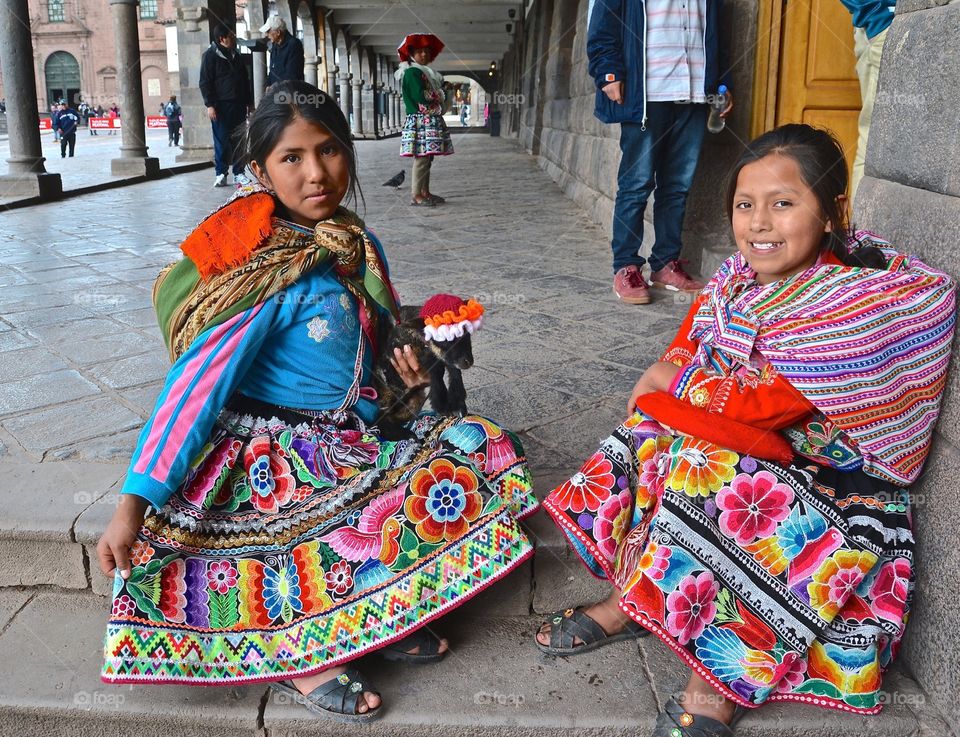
{"left": 96, "top": 495, "right": 150, "bottom": 580}
{"left": 626, "top": 361, "right": 682, "bottom": 415}
{"left": 391, "top": 346, "right": 431, "bottom": 390}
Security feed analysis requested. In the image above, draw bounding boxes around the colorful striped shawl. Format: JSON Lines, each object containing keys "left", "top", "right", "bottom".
{"left": 690, "top": 232, "right": 957, "bottom": 484}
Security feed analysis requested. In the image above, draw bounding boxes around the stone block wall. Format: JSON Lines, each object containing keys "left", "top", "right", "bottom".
{"left": 854, "top": 0, "right": 960, "bottom": 725}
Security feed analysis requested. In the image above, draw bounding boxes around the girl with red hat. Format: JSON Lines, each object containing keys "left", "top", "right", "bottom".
{"left": 395, "top": 33, "right": 454, "bottom": 206}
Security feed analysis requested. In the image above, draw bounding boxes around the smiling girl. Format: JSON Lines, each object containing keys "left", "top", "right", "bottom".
{"left": 536, "top": 124, "right": 955, "bottom": 736}
{"left": 96, "top": 80, "right": 537, "bottom": 722}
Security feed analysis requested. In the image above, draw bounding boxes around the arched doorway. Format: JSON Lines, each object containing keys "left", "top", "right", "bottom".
{"left": 45, "top": 51, "right": 81, "bottom": 107}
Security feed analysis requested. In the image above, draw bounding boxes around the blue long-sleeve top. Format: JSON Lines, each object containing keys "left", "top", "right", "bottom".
{"left": 840, "top": 1, "right": 896, "bottom": 38}
{"left": 121, "top": 243, "right": 391, "bottom": 510}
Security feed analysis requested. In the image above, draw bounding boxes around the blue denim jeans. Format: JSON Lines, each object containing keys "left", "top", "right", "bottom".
{"left": 610, "top": 102, "right": 708, "bottom": 273}
{"left": 211, "top": 100, "right": 247, "bottom": 176}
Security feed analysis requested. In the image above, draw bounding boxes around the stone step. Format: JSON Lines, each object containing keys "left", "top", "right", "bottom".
{"left": 0, "top": 589, "right": 940, "bottom": 737}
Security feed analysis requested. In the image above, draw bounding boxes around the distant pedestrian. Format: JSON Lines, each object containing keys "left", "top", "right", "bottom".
{"left": 200, "top": 22, "right": 254, "bottom": 187}
{"left": 107, "top": 103, "right": 119, "bottom": 135}
{"left": 51, "top": 103, "right": 61, "bottom": 142}
{"left": 164, "top": 94, "right": 182, "bottom": 147}
{"left": 55, "top": 101, "right": 80, "bottom": 158}
{"left": 259, "top": 15, "right": 305, "bottom": 88}
{"left": 459, "top": 103, "right": 469, "bottom": 127}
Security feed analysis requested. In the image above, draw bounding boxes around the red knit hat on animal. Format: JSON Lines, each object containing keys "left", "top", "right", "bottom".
{"left": 420, "top": 294, "right": 484, "bottom": 342}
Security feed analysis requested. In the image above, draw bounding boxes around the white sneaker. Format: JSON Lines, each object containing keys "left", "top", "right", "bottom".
{"left": 234, "top": 172, "right": 251, "bottom": 187}
{"left": 213, "top": 173, "right": 228, "bottom": 187}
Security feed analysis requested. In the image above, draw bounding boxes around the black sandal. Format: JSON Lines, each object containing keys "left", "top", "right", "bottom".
{"left": 269, "top": 668, "right": 382, "bottom": 723}
{"left": 650, "top": 694, "right": 746, "bottom": 737}
{"left": 410, "top": 198, "right": 435, "bottom": 207}
{"left": 536, "top": 606, "right": 649, "bottom": 656}
{"left": 380, "top": 628, "right": 446, "bottom": 664}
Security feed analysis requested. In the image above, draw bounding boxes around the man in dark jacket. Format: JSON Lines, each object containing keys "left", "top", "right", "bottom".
{"left": 588, "top": 0, "right": 733, "bottom": 305}
{"left": 259, "top": 15, "right": 305, "bottom": 88}
{"left": 55, "top": 101, "right": 80, "bottom": 158}
{"left": 200, "top": 23, "right": 253, "bottom": 187}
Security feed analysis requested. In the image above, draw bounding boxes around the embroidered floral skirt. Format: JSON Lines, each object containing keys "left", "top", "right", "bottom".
{"left": 102, "top": 394, "right": 537, "bottom": 684}
{"left": 542, "top": 412, "right": 913, "bottom": 714}
{"left": 400, "top": 113, "right": 454, "bottom": 157}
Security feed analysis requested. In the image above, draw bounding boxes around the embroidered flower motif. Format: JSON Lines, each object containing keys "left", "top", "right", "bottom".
{"left": 243, "top": 436, "right": 296, "bottom": 514}
{"left": 112, "top": 594, "right": 136, "bottom": 618}
{"left": 638, "top": 542, "right": 672, "bottom": 581}
{"left": 324, "top": 559, "right": 354, "bottom": 596}
{"left": 869, "top": 557, "right": 911, "bottom": 624}
{"left": 808, "top": 550, "right": 878, "bottom": 620}
{"left": 130, "top": 539, "right": 156, "bottom": 567}
{"left": 593, "top": 489, "right": 633, "bottom": 562}
{"left": 666, "top": 438, "right": 738, "bottom": 497}
{"left": 716, "top": 471, "right": 795, "bottom": 545}
{"left": 207, "top": 560, "right": 239, "bottom": 595}
{"left": 666, "top": 571, "right": 719, "bottom": 645}
{"left": 551, "top": 451, "right": 614, "bottom": 514}
{"left": 635, "top": 436, "right": 673, "bottom": 508}
{"left": 405, "top": 458, "right": 483, "bottom": 543}
{"left": 262, "top": 560, "right": 303, "bottom": 622}
{"left": 307, "top": 316, "right": 330, "bottom": 343}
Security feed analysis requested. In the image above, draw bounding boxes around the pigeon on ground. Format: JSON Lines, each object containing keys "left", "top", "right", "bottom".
{"left": 382, "top": 170, "right": 405, "bottom": 188}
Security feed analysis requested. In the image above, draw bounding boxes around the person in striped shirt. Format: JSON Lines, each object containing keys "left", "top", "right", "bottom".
{"left": 588, "top": 0, "right": 733, "bottom": 304}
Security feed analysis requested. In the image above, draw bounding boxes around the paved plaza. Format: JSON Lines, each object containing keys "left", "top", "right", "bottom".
{"left": 0, "top": 136, "right": 940, "bottom": 735}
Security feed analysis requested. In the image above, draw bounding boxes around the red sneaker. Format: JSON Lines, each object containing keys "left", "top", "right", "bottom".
{"left": 649, "top": 260, "right": 705, "bottom": 293}
{"left": 613, "top": 265, "right": 651, "bottom": 305}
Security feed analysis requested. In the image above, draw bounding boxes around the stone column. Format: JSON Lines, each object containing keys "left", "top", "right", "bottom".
{"left": 175, "top": 5, "right": 213, "bottom": 163}
{"left": 251, "top": 32, "right": 267, "bottom": 106}
{"left": 394, "top": 91, "right": 402, "bottom": 133}
{"left": 361, "top": 81, "right": 375, "bottom": 137}
{"left": 109, "top": 0, "right": 160, "bottom": 177}
{"left": 304, "top": 56, "right": 319, "bottom": 87}
{"left": 0, "top": 0, "right": 62, "bottom": 199}
{"left": 327, "top": 66, "right": 338, "bottom": 96}
{"left": 338, "top": 73, "right": 351, "bottom": 127}
{"left": 351, "top": 79, "right": 364, "bottom": 137}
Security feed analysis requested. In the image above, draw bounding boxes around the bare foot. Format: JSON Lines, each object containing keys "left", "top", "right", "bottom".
{"left": 400, "top": 634, "right": 450, "bottom": 657}
{"left": 291, "top": 665, "right": 380, "bottom": 714}
{"left": 679, "top": 673, "right": 738, "bottom": 724}
{"left": 535, "top": 588, "right": 632, "bottom": 648}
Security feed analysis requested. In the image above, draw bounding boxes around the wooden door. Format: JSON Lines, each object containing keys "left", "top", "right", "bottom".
{"left": 752, "top": 0, "right": 862, "bottom": 175}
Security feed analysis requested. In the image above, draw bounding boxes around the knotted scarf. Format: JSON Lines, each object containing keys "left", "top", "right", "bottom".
{"left": 689, "top": 231, "right": 956, "bottom": 484}
{"left": 153, "top": 185, "right": 399, "bottom": 363}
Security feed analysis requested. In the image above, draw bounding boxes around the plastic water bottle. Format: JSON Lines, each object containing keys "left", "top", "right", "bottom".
{"left": 707, "top": 84, "right": 728, "bottom": 134}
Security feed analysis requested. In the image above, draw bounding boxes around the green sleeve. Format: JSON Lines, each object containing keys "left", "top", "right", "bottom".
{"left": 401, "top": 67, "right": 428, "bottom": 113}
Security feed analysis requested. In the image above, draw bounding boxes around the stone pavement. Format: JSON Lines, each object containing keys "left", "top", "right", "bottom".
{"left": 0, "top": 127, "right": 193, "bottom": 204}
{"left": 0, "top": 136, "right": 945, "bottom": 735}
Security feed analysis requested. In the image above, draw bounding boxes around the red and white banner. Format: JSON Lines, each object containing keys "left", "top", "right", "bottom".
{"left": 89, "top": 117, "right": 122, "bottom": 130}
{"left": 146, "top": 115, "right": 168, "bottom": 129}
{"left": 39, "top": 118, "right": 52, "bottom": 131}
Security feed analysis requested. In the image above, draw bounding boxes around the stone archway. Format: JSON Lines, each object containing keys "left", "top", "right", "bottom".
{"left": 44, "top": 50, "right": 81, "bottom": 108}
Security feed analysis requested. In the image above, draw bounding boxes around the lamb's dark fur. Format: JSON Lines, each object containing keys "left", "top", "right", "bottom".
{"left": 373, "top": 305, "right": 474, "bottom": 439}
